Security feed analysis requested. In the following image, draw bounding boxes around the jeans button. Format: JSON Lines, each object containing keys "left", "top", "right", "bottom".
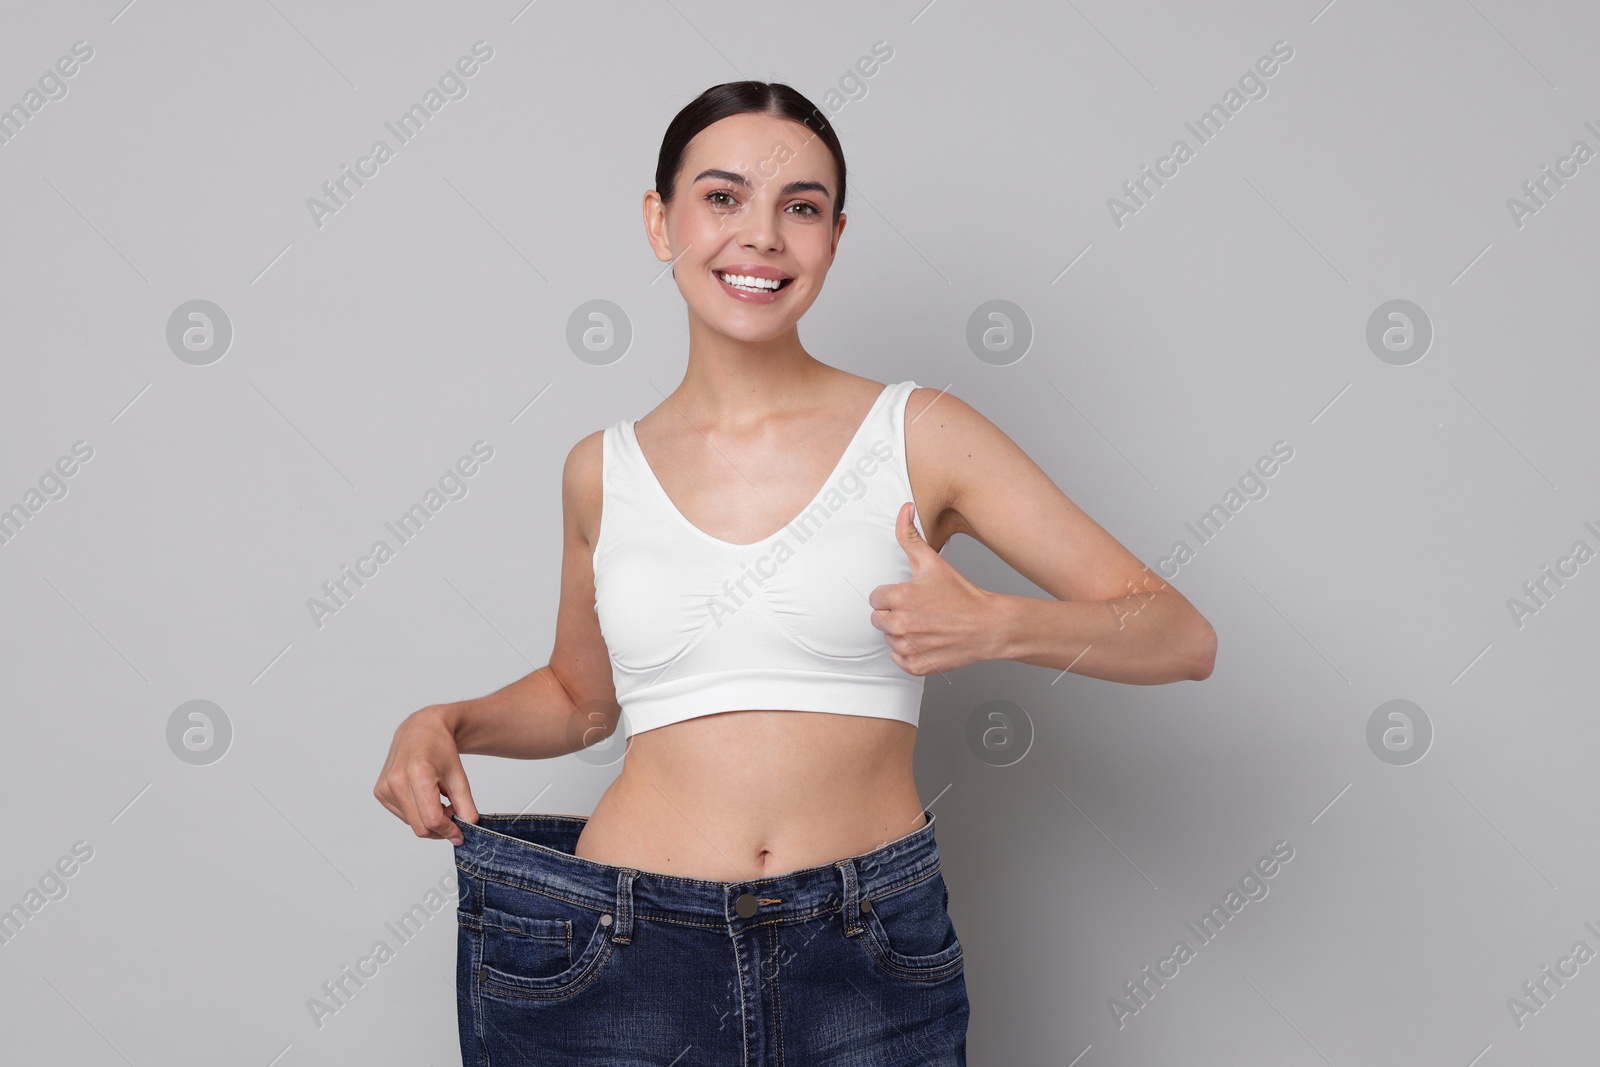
{"left": 859, "top": 897, "right": 872, "bottom": 914}
{"left": 735, "top": 892, "right": 759, "bottom": 918}
{"left": 600, "top": 912, "right": 613, "bottom": 927}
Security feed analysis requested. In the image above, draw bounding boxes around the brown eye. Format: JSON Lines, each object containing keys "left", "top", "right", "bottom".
{"left": 706, "top": 190, "right": 736, "bottom": 208}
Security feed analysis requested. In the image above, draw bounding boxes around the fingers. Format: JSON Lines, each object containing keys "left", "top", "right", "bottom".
{"left": 890, "top": 646, "right": 937, "bottom": 676}
{"left": 871, "top": 609, "right": 896, "bottom": 636}
{"left": 375, "top": 712, "right": 477, "bottom": 847}
{"left": 900, "top": 501, "right": 923, "bottom": 542}
{"left": 372, "top": 783, "right": 404, "bottom": 823}
{"left": 867, "top": 582, "right": 900, "bottom": 612}
{"left": 372, "top": 763, "right": 409, "bottom": 823}
{"left": 407, "top": 766, "right": 462, "bottom": 845}
{"left": 439, "top": 762, "right": 479, "bottom": 842}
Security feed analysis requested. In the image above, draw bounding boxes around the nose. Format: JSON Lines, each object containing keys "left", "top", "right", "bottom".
{"left": 735, "top": 210, "right": 780, "bottom": 254}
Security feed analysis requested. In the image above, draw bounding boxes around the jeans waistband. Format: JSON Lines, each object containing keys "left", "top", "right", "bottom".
{"left": 451, "top": 808, "right": 941, "bottom": 930}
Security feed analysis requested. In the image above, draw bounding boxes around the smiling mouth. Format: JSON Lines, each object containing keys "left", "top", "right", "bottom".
{"left": 715, "top": 271, "right": 793, "bottom": 293}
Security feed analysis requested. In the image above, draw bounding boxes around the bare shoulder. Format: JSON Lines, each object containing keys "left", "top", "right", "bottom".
{"left": 906, "top": 387, "right": 1014, "bottom": 538}
{"left": 902, "top": 385, "right": 1002, "bottom": 545}
{"left": 904, "top": 384, "right": 1026, "bottom": 464}
{"left": 562, "top": 428, "right": 606, "bottom": 547}
{"left": 904, "top": 383, "right": 961, "bottom": 431}
{"left": 904, "top": 386, "right": 1171, "bottom": 606}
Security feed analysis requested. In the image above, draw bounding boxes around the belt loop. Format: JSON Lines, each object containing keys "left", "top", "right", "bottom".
{"left": 836, "top": 858, "right": 862, "bottom": 937}
{"left": 612, "top": 869, "right": 636, "bottom": 944}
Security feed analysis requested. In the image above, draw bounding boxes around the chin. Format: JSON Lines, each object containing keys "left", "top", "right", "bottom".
{"left": 709, "top": 319, "right": 796, "bottom": 343}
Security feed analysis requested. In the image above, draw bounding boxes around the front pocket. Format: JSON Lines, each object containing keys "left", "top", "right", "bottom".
{"left": 480, "top": 907, "right": 571, "bottom": 980}
{"left": 475, "top": 899, "right": 617, "bottom": 1001}
{"left": 858, "top": 870, "right": 964, "bottom": 982}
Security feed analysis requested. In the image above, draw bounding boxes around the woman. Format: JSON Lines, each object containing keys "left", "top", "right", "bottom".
{"left": 375, "top": 80, "right": 1216, "bottom": 1066}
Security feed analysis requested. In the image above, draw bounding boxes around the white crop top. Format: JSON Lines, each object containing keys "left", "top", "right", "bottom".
{"left": 591, "top": 380, "right": 930, "bottom": 739}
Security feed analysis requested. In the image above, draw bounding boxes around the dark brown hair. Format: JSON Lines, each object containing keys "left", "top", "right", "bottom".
{"left": 654, "top": 81, "right": 847, "bottom": 224}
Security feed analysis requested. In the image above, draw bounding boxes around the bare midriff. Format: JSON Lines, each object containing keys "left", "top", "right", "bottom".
{"left": 572, "top": 709, "right": 928, "bottom": 881}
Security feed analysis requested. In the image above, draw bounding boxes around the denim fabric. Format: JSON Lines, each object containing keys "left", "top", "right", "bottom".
{"left": 452, "top": 808, "right": 968, "bottom": 1066}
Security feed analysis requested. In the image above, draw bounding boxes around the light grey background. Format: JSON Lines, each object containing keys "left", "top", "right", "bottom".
{"left": 3, "top": 0, "right": 1597, "bottom": 1063}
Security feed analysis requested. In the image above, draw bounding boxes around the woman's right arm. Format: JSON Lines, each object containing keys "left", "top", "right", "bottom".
{"left": 373, "top": 430, "right": 620, "bottom": 843}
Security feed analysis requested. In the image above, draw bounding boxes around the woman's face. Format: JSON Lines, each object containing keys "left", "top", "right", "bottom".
{"left": 646, "top": 111, "right": 845, "bottom": 342}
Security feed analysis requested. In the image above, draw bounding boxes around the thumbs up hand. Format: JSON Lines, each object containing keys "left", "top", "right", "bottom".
{"left": 867, "top": 502, "right": 1002, "bottom": 676}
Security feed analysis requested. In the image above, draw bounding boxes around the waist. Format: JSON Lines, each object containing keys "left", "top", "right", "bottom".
{"left": 581, "top": 708, "right": 924, "bottom": 879}
{"left": 451, "top": 806, "right": 941, "bottom": 922}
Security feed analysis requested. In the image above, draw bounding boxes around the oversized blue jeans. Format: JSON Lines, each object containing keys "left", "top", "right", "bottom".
{"left": 452, "top": 808, "right": 969, "bottom": 1065}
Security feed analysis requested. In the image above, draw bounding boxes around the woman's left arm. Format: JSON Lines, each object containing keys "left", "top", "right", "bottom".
{"left": 869, "top": 388, "right": 1217, "bottom": 685}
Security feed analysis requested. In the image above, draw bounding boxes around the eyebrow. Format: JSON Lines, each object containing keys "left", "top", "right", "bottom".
{"left": 692, "top": 168, "right": 831, "bottom": 200}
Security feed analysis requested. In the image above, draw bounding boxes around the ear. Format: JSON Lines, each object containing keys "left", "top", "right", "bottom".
{"left": 642, "top": 190, "right": 673, "bottom": 263}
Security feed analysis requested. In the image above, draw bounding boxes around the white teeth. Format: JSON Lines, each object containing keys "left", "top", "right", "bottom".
{"left": 717, "top": 271, "right": 784, "bottom": 291}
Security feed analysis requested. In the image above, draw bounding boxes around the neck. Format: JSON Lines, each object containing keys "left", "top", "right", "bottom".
{"left": 670, "top": 318, "right": 832, "bottom": 429}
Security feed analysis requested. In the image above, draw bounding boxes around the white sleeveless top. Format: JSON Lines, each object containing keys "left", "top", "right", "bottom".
{"left": 592, "top": 380, "right": 930, "bottom": 739}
